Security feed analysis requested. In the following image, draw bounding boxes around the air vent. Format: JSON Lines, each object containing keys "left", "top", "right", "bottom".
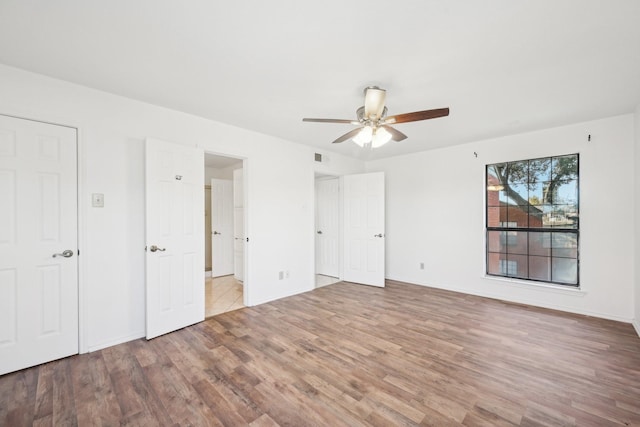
{"left": 314, "top": 153, "right": 322, "bottom": 162}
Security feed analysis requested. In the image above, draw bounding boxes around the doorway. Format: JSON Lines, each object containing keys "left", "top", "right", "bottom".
{"left": 314, "top": 171, "right": 387, "bottom": 289}
{"left": 205, "top": 153, "right": 245, "bottom": 316}
{"left": 315, "top": 173, "right": 341, "bottom": 288}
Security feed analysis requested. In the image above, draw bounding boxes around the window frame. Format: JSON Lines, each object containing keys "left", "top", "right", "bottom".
{"left": 485, "top": 154, "right": 580, "bottom": 287}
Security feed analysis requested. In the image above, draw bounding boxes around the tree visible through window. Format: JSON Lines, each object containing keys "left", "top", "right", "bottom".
{"left": 486, "top": 154, "right": 579, "bottom": 286}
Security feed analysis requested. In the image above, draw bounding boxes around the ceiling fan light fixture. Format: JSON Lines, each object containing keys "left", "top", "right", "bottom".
{"left": 371, "top": 126, "right": 392, "bottom": 148}
{"left": 352, "top": 126, "right": 373, "bottom": 147}
{"left": 364, "top": 86, "right": 386, "bottom": 119}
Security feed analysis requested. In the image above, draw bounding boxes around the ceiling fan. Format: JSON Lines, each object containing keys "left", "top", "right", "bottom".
{"left": 302, "top": 86, "right": 449, "bottom": 148}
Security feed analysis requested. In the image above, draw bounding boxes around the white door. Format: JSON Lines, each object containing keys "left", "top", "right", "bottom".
{"left": 315, "top": 178, "right": 340, "bottom": 277}
{"left": 145, "top": 138, "right": 204, "bottom": 339}
{"left": 0, "top": 115, "right": 78, "bottom": 375}
{"left": 211, "top": 178, "right": 234, "bottom": 277}
{"left": 343, "top": 172, "right": 385, "bottom": 287}
{"left": 233, "top": 168, "right": 244, "bottom": 282}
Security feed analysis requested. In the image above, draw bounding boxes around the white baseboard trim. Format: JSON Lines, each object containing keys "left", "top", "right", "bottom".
{"left": 205, "top": 270, "right": 212, "bottom": 278}
{"left": 84, "top": 331, "right": 145, "bottom": 353}
{"left": 387, "top": 275, "right": 634, "bottom": 324}
{"left": 633, "top": 319, "right": 640, "bottom": 338}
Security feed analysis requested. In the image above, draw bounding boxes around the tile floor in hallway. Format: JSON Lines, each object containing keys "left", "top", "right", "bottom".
{"left": 315, "top": 274, "right": 340, "bottom": 288}
{"left": 205, "top": 275, "right": 244, "bottom": 317}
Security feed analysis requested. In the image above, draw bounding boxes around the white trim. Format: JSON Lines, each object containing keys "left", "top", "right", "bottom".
{"left": 481, "top": 275, "right": 586, "bottom": 296}
{"left": 86, "top": 331, "right": 145, "bottom": 353}
{"left": 205, "top": 270, "right": 212, "bottom": 278}
{"left": 633, "top": 319, "right": 640, "bottom": 338}
{"left": 387, "top": 275, "right": 632, "bottom": 324}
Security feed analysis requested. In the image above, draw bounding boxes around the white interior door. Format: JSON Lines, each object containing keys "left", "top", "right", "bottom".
{"left": 211, "top": 178, "right": 234, "bottom": 277}
{"left": 145, "top": 138, "right": 204, "bottom": 339}
{"left": 343, "top": 172, "right": 385, "bottom": 287}
{"left": 315, "top": 178, "right": 340, "bottom": 278}
{"left": 233, "top": 168, "right": 244, "bottom": 282}
{"left": 0, "top": 115, "right": 78, "bottom": 375}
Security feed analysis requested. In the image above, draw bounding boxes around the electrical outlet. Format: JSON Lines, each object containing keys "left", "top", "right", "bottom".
{"left": 420, "top": 262, "right": 425, "bottom": 270}
{"left": 285, "top": 270, "right": 290, "bottom": 279}
{"left": 279, "top": 271, "right": 284, "bottom": 280}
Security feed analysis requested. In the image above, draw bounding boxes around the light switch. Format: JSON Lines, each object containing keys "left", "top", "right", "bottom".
{"left": 92, "top": 193, "right": 104, "bottom": 207}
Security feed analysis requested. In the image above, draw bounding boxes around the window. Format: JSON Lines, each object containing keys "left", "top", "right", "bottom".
{"left": 486, "top": 154, "right": 579, "bottom": 286}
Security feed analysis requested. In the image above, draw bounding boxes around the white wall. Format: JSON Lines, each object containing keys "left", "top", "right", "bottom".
{"left": 0, "top": 64, "right": 366, "bottom": 352}
{"left": 368, "top": 115, "right": 636, "bottom": 322}
{"left": 634, "top": 105, "right": 640, "bottom": 334}
{"left": 205, "top": 162, "right": 242, "bottom": 183}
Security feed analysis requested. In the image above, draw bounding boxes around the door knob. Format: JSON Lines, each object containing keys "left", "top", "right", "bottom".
{"left": 213, "top": 231, "right": 221, "bottom": 235}
{"left": 149, "top": 245, "right": 166, "bottom": 252}
{"left": 374, "top": 233, "right": 384, "bottom": 238}
{"left": 317, "top": 230, "right": 323, "bottom": 234}
{"left": 52, "top": 249, "right": 74, "bottom": 258}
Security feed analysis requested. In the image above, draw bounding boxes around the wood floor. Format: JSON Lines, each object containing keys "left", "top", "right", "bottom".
{"left": 2, "top": 280, "right": 640, "bottom": 426}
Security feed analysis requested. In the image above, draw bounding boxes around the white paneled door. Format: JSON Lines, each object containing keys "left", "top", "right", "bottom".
{"left": 343, "top": 172, "right": 385, "bottom": 287}
{"left": 211, "top": 178, "right": 234, "bottom": 277}
{"left": 0, "top": 115, "right": 78, "bottom": 375}
{"left": 315, "top": 178, "right": 340, "bottom": 278}
{"left": 145, "top": 138, "right": 204, "bottom": 339}
{"left": 233, "top": 168, "right": 244, "bottom": 282}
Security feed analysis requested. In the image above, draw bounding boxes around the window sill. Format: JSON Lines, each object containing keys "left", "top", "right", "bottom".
{"left": 482, "top": 275, "right": 587, "bottom": 296}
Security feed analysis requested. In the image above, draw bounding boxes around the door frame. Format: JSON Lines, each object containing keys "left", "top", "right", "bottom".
{"left": 204, "top": 151, "right": 249, "bottom": 307}
{"left": 0, "top": 110, "right": 85, "bottom": 353}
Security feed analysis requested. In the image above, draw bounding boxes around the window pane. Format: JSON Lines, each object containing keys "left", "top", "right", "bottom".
{"left": 487, "top": 164, "right": 503, "bottom": 181}
{"left": 529, "top": 232, "right": 551, "bottom": 256}
{"left": 505, "top": 182, "right": 528, "bottom": 205}
{"left": 507, "top": 161, "right": 528, "bottom": 184}
{"left": 529, "top": 158, "right": 551, "bottom": 183}
{"left": 552, "top": 155, "right": 578, "bottom": 181}
{"left": 506, "top": 254, "right": 528, "bottom": 279}
{"left": 487, "top": 207, "right": 500, "bottom": 226}
{"left": 547, "top": 206, "right": 578, "bottom": 228}
{"left": 487, "top": 252, "right": 507, "bottom": 276}
{"left": 527, "top": 182, "right": 545, "bottom": 207}
{"left": 488, "top": 231, "right": 506, "bottom": 253}
{"left": 542, "top": 205, "right": 576, "bottom": 228}
{"left": 505, "top": 231, "right": 527, "bottom": 255}
{"left": 528, "top": 207, "right": 544, "bottom": 227}
{"left": 507, "top": 205, "right": 529, "bottom": 227}
{"left": 551, "top": 232, "right": 578, "bottom": 258}
{"left": 486, "top": 187, "right": 507, "bottom": 207}
{"left": 552, "top": 258, "right": 578, "bottom": 285}
{"left": 553, "top": 179, "right": 578, "bottom": 205}
{"left": 529, "top": 255, "right": 551, "bottom": 281}
{"left": 486, "top": 165, "right": 506, "bottom": 200}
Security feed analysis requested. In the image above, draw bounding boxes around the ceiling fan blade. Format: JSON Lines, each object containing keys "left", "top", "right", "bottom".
{"left": 364, "top": 86, "right": 386, "bottom": 120}
{"left": 382, "top": 125, "right": 407, "bottom": 142}
{"left": 385, "top": 107, "right": 449, "bottom": 124}
{"left": 332, "top": 127, "right": 363, "bottom": 144}
{"left": 302, "top": 118, "right": 355, "bottom": 124}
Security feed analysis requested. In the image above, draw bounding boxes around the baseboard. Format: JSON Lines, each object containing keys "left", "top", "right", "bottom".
{"left": 205, "top": 270, "right": 212, "bottom": 278}
{"left": 84, "top": 331, "right": 145, "bottom": 353}
{"left": 387, "top": 275, "right": 634, "bottom": 324}
{"left": 633, "top": 319, "right": 640, "bottom": 338}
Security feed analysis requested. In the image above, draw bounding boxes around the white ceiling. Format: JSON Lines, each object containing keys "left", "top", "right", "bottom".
{"left": 1, "top": 1, "right": 639, "bottom": 160}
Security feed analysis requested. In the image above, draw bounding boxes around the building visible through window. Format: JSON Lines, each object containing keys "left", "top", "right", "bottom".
{"left": 486, "top": 154, "right": 579, "bottom": 286}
